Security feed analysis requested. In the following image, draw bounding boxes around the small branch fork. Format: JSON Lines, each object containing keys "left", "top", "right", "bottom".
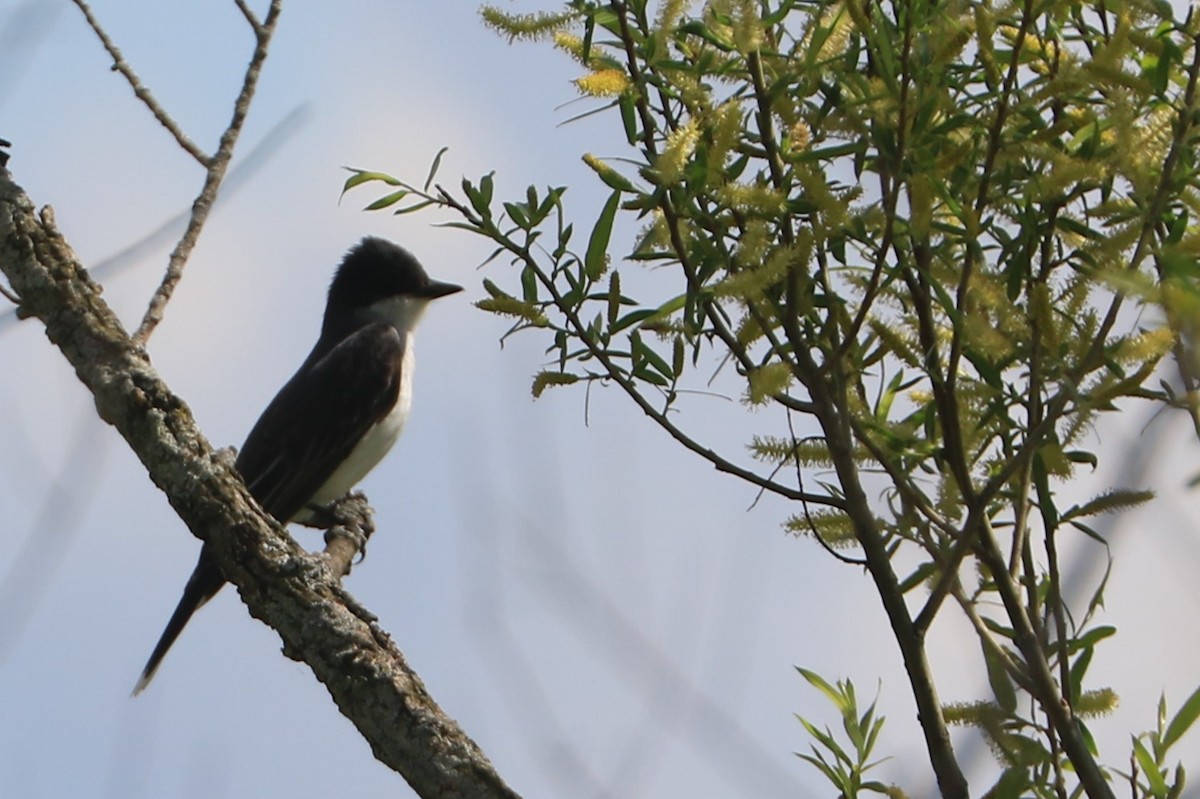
{"left": 69, "top": 0, "right": 284, "bottom": 345}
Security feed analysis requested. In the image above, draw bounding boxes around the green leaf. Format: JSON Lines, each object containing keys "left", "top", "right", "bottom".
{"left": 423, "top": 146, "right": 449, "bottom": 191}
{"left": 619, "top": 91, "right": 638, "bottom": 145}
{"left": 796, "top": 667, "right": 843, "bottom": 708}
{"left": 677, "top": 20, "right": 736, "bottom": 50}
{"left": 504, "top": 201, "right": 530, "bottom": 229}
{"left": 585, "top": 190, "right": 621, "bottom": 281}
{"left": 1070, "top": 645, "right": 1094, "bottom": 702}
{"left": 436, "top": 220, "right": 497, "bottom": 238}
{"left": 1056, "top": 216, "right": 1104, "bottom": 241}
{"left": 1065, "top": 450, "right": 1099, "bottom": 468}
{"left": 1072, "top": 625, "right": 1117, "bottom": 651}
{"left": 535, "top": 185, "right": 566, "bottom": 226}
{"left": 875, "top": 369, "right": 905, "bottom": 421}
{"left": 580, "top": 6, "right": 594, "bottom": 59}
{"left": 340, "top": 168, "right": 401, "bottom": 195}
{"left": 480, "top": 172, "right": 495, "bottom": 208}
{"left": 607, "top": 271, "right": 621, "bottom": 325}
{"left": 611, "top": 308, "right": 657, "bottom": 334}
{"left": 482, "top": 278, "right": 509, "bottom": 299}
{"left": 583, "top": 153, "right": 637, "bottom": 192}
{"left": 520, "top": 265, "right": 539, "bottom": 303}
{"left": 795, "top": 141, "right": 864, "bottom": 162}
{"left": 363, "top": 189, "right": 409, "bottom": 211}
{"left": 988, "top": 766, "right": 1029, "bottom": 799}
{"left": 1164, "top": 686, "right": 1200, "bottom": 749}
{"left": 898, "top": 561, "right": 937, "bottom": 593}
{"left": 983, "top": 643, "right": 1017, "bottom": 713}
{"left": 630, "top": 332, "right": 672, "bottom": 385}
{"left": 796, "top": 750, "right": 842, "bottom": 786}
{"left": 391, "top": 198, "right": 436, "bottom": 216}
{"left": 1032, "top": 452, "right": 1059, "bottom": 531}
{"left": 1134, "top": 736, "right": 1169, "bottom": 797}
{"left": 463, "top": 177, "right": 489, "bottom": 219}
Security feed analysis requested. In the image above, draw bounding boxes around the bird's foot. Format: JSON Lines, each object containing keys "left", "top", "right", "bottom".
{"left": 310, "top": 492, "right": 375, "bottom": 578}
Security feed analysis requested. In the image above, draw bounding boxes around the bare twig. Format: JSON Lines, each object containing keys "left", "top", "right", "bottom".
{"left": 948, "top": 581, "right": 1035, "bottom": 694}
{"left": 785, "top": 412, "right": 866, "bottom": 566}
{"left": 132, "top": 0, "right": 284, "bottom": 344}
{"left": 234, "top": 0, "right": 261, "bottom": 29}
{"left": 69, "top": 0, "right": 209, "bottom": 165}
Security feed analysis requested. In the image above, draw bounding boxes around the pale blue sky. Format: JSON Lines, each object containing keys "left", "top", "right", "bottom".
{"left": 2, "top": 2, "right": 1200, "bottom": 798}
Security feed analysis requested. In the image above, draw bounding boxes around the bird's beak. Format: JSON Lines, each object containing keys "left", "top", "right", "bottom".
{"left": 421, "top": 279, "right": 464, "bottom": 299}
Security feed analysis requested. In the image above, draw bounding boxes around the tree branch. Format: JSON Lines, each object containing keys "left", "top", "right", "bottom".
{"left": 132, "top": 0, "right": 284, "bottom": 344}
{"left": 70, "top": 0, "right": 209, "bottom": 165}
{"left": 803, "top": 368, "right": 969, "bottom": 799}
{"left": 0, "top": 168, "right": 520, "bottom": 799}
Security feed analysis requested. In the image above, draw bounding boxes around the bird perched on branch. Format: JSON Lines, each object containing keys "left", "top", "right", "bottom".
{"left": 133, "top": 237, "right": 462, "bottom": 694}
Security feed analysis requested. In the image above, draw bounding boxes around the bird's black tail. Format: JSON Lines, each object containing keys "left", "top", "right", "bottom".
{"left": 132, "top": 546, "right": 225, "bottom": 696}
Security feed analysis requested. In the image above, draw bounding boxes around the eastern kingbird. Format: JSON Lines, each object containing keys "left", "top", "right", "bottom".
{"left": 132, "top": 237, "right": 462, "bottom": 695}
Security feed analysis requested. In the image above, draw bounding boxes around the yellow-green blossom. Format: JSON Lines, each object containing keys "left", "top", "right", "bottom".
{"left": 574, "top": 69, "right": 631, "bottom": 97}
{"left": 656, "top": 118, "right": 701, "bottom": 184}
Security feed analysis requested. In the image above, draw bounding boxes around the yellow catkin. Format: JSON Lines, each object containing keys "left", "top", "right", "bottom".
{"left": 574, "top": 69, "right": 631, "bottom": 97}
{"left": 657, "top": 118, "right": 701, "bottom": 184}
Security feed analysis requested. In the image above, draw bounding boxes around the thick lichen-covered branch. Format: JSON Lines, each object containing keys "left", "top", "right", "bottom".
{"left": 0, "top": 169, "right": 519, "bottom": 799}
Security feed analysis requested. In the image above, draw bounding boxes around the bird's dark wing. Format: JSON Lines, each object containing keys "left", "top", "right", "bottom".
{"left": 132, "top": 323, "right": 403, "bottom": 694}
{"left": 235, "top": 321, "right": 405, "bottom": 522}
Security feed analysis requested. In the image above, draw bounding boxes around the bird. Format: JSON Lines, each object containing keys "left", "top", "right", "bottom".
{"left": 132, "top": 237, "right": 462, "bottom": 695}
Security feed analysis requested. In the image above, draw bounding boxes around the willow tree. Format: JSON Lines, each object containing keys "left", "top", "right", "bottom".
{"left": 349, "top": 1, "right": 1200, "bottom": 796}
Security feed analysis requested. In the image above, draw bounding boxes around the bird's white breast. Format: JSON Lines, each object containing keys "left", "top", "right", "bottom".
{"left": 306, "top": 336, "right": 415, "bottom": 508}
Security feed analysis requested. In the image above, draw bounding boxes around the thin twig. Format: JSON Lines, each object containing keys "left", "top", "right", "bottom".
{"left": 973, "top": 516, "right": 1116, "bottom": 799}
{"left": 438, "top": 186, "right": 840, "bottom": 510}
{"left": 132, "top": 0, "right": 284, "bottom": 345}
{"left": 70, "top": 0, "right": 209, "bottom": 165}
{"left": 949, "top": 581, "right": 1035, "bottom": 694}
{"left": 787, "top": 411, "right": 866, "bottom": 566}
{"left": 234, "top": 0, "right": 261, "bottom": 29}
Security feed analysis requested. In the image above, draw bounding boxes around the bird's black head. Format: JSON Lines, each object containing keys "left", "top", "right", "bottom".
{"left": 322, "top": 238, "right": 462, "bottom": 336}
{"left": 329, "top": 237, "right": 461, "bottom": 309}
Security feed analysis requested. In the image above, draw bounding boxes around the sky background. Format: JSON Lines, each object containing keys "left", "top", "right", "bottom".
{"left": 2, "top": 1, "right": 1200, "bottom": 797}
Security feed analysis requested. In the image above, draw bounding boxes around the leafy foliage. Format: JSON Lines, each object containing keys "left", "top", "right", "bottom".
{"left": 794, "top": 668, "right": 894, "bottom": 797}
{"left": 346, "top": 1, "right": 1200, "bottom": 796}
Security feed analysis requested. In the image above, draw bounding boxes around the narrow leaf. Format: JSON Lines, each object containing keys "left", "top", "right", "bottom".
{"left": 585, "top": 190, "right": 621, "bottom": 280}
{"left": 341, "top": 169, "right": 401, "bottom": 194}
{"left": 1134, "top": 736, "right": 1168, "bottom": 797}
{"left": 982, "top": 642, "right": 1017, "bottom": 713}
{"left": 1164, "top": 686, "right": 1200, "bottom": 749}
{"left": 423, "top": 146, "right": 449, "bottom": 191}
{"left": 364, "top": 189, "right": 409, "bottom": 211}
